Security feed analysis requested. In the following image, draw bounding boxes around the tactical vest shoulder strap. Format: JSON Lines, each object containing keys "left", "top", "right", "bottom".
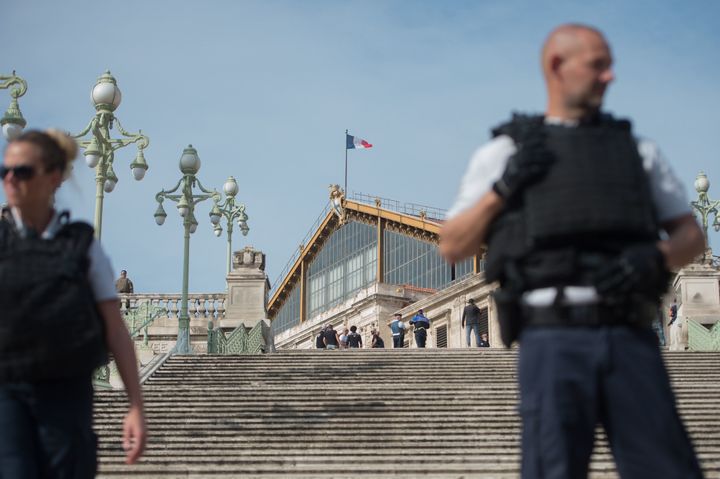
{"left": 0, "top": 210, "right": 17, "bottom": 251}
{"left": 592, "top": 113, "right": 632, "bottom": 131}
{"left": 491, "top": 113, "right": 545, "bottom": 142}
{"left": 55, "top": 221, "right": 96, "bottom": 271}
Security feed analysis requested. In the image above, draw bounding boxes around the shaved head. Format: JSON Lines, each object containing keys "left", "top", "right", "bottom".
{"left": 541, "top": 24, "right": 614, "bottom": 119}
{"left": 542, "top": 24, "right": 606, "bottom": 79}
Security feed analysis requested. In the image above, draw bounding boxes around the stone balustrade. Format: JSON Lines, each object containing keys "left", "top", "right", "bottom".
{"left": 118, "top": 293, "right": 227, "bottom": 321}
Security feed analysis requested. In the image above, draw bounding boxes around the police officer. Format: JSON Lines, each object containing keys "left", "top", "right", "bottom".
{"left": 440, "top": 24, "right": 705, "bottom": 479}
{"left": 115, "top": 269, "right": 134, "bottom": 293}
{"left": 0, "top": 130, "right": 146, "bottom": 475}
{"left": 409, "top": 309, "right": 431, "bottom": 348}
{"left": 389, "top": 313, "right": 406, "bottom": 348}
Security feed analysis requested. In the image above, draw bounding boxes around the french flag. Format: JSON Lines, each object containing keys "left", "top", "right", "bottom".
{"left": 346, "top": 134, "right": 373, "bottom": 149}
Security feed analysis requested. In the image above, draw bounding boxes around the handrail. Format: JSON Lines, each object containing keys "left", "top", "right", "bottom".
{"left": 123, "top": 302, "right": 168, "bottom": 344}
{"left": 269, "top": 201, "right": 332, "bottom": 295}
{"left": 139, "top": 352, "right": 172, "bottom": 384}
{"left": 349, "top": 191, "right": 447, "bottom": 221}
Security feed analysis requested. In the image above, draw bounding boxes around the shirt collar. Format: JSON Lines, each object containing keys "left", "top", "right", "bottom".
{"left": 544, "top": 116, "right": 580, "bottom": 127}
{"left": 10, "top": 207, "right": 63, "bottom": 239}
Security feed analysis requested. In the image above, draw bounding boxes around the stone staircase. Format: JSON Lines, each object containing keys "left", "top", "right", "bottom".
{"left": 94, "top": 350, "right": 720, "bottom": 478}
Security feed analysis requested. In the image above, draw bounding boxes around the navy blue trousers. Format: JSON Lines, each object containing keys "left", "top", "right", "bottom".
{"left": 0, "top": 375, "right": 97, "bottom": 479}
{"left": 415, "top": 330, "right": 427, "bottom": 348}
{"left": 518, "top": 325, "right": 703, "bottom": 479}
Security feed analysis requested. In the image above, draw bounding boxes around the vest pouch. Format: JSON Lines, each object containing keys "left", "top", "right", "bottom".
{"left": 485, "top": 209, "right": 526, "bottom": 283}
{"left": 492, "top": 287, "right": 525, "bottom": 347}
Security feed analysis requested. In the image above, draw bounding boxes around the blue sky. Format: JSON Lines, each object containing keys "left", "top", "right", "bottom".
{"left": 2, "top": 0, "right": 719, "bottom": 293}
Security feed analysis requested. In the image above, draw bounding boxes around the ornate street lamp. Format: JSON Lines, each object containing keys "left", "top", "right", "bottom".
{"left": 0, "top": 71, "right": 28, "bottom": 141}
{"left": 74, "top": 71, "right": 149, "bottom": 240}
{"left": 691, "top": 171, "right": 720, "bottom": 262}
{"left": 209, "top": 176, "right": 250, "bottom": 274}
{"left": 154, "top": 145, "right": 220, "bottom": 354}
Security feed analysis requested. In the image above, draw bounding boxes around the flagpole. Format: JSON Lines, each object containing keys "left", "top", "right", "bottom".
{"left": 344, "top": 129, "right": 348, "bottom": 195}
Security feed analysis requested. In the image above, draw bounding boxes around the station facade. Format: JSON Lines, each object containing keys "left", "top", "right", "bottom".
{"left": 268, "top": 186, "right": 502, "bottom": 349}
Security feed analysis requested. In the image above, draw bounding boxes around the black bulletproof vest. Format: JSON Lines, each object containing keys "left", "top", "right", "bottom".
{"left": 485, "top": 114, "right": 659, "bottom": 289}
{"left": 0, "top": 215, "right": 108, "bottom": 382}
{"left": 526, "top": 121, "right": 657, "bottom": 243}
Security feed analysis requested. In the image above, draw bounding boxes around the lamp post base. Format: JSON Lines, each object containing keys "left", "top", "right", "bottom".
{"left": 173, "top": 318, "right": 192, "bottom": 355}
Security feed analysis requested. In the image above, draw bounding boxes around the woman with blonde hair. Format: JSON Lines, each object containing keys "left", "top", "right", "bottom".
{"left": 0, "top": 129, "right": 146, "bottom": 477}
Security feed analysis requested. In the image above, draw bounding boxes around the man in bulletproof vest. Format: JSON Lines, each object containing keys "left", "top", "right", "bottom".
{"left": 389, "top": 313, "right": 406, "bottom": 348}
{"left": 115, "top": 269, "right": 134, "bottom": 294}
{"left": 440, "top": 24, "right": 705, "bottom": 479}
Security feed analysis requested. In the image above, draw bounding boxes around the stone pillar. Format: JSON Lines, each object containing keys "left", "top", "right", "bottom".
{"left": 223, "top": 246, "right": 270, "bottom": 329}
{"left": 672, "top": 260, "right": 720, "bottom": 350}
{"left": 487, "top": 295, "right": 502, "bottom": 349}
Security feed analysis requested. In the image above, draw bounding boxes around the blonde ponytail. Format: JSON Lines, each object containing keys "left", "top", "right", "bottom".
{"left": 45, "top": 129, "right": 78, "bottom": 178}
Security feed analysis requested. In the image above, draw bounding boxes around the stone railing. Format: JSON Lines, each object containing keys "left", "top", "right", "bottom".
{"left": 118, "top": 293, "right": 227, "bottom": 320}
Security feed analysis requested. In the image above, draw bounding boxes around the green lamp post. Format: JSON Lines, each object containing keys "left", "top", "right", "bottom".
{"left": 74, "top": 71, "right": 149, "bottom": 240}
{"left": 0, "top": 71, "right": 28, "bottom": 141}
{"left": 209, "top": 176, "right": 250, "bottom": 275}
{"left": 691, "top": 171, "right": 720, "bottom": 261}
{"left": 154, "top": 145, "right": 221, "bottom": 354}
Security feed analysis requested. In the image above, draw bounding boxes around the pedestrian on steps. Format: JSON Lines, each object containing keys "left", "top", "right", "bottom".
{"left": 668, "top": 299, "right": 683, "bottom": 351}
{"left": 346, "top": 326, "right": 363, "bottom": 348}
{"left": 371, "top": 329, "right": 385, "bottom": 348}
{"left": 462, "top": 298, "right": 482, "bottom": 347}
{"left": 339, "top": 328, "right": 349, "bottom": 349}
{"left": 315, "top": 329, "right": 326, "bottom": 349}
{"left": 323, "top": 324, "right": 340, "bottom": 350}
{"left": 0, "top": 130, "right": 147, "bottom": 477}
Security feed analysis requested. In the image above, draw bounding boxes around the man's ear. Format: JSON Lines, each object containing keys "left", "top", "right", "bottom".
{"left": 549, "top": 54, "right": 564, "bottom": 79}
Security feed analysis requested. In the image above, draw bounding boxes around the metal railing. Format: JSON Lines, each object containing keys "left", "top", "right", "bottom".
{"left": 349, "top": 191, "right": 447, "bottom": 221}
{"left": 269, "top": 201, "right": 332, "bottom": 295}
{"left": 122, "top": 302, "right": 168, "bottom": 344}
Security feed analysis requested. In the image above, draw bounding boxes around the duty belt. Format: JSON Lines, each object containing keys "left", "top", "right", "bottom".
{"left": 522, "top": 300, "right": 656, "bottom": 328}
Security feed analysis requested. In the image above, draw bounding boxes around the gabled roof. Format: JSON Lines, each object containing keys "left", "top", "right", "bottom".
{"left": 267, "top": 198, "right": 443, "bottom": 318}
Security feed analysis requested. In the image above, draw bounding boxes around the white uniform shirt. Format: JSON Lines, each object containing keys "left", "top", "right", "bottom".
{"left": 448, "top": 118, "right": 691, "bottom": 222}
{"left": 447, "top": 118, "right": 692, "bottom": 306}
{"left": 10, "top": 208, "right": 118, "bottom": 302}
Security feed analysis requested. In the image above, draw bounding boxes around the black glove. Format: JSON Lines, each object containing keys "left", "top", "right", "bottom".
{"left": 593, "top": 244, "right": 669, "bottom": 300}
{"left": 492, "top": 132, "right": 554, "bottom": 202}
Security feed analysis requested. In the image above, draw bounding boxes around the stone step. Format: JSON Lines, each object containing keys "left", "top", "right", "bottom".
{"left": 94, "top": 457, "right": 718, "bottom": 477}
{"left": 94, "top": 350, "right": 720, "bottom": 477}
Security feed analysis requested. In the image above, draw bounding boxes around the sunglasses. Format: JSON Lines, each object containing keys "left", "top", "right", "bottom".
{"left": 0, "top": 165, "right": 39, "bottom": 181}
